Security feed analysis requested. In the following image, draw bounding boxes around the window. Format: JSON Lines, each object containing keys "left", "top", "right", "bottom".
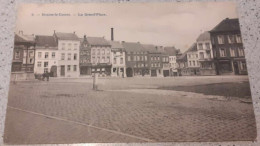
{"left": 44, "top": 62, "right": 48, "bottom": 67}
{"left": 44, "top": 68, "right": 48, "bottom": 73}
{"left": 15, "top": 51, "right": 20, "bottom": 59}
{"left": 67, "top": 65, "right": 71, "bottom": 71}
{"left": 230, "top": 48, "right": 236, "bottom": 57}
{"left": 107, "top": 50, "right": 110, "bottom": 55}
{"left": 199, "top": 52, "right": 204, "bottom": 59}
{"left": 133, "top": 56, "right": 136, "bottom": 61}
{"left": 37, "top": 61, "right": 41, "bottom": 67}
{"left": 74, "top": 53, "right": 77, "bottom": 60}
{"left": 189, "top": 61, "right": 192, "bottom": 66}
{"left": 240, "top": 62, "right": 247, "bottom": 70}
{"left": 205, "top": 43, "right": 210, "bottom": 50}
{"left": 196, "top": 54, "right": 198, "bottom": 58}
{"left": 92, "top": 57, "right": 95, "bottom": 63}
{"left": 102, "top": 49, "right": 105, "bottom": 55}
{"left": 107, "top": 56, "right": 110, "bottom": 63}
{"left": 61, "top": 53, "right": 65, "bottom": 60}
{"left": 120, "top": 58, "right": 123, "bottom": 64}
{"left": 217, "top": 35, "right": 224, "bottom": 44}
{"left": 238, "top": 48, "right": 244, "bottom": 56}
{"left": 102, "top": 57, "right": 105, "bottom": 63}
{"left": 228, "top": 35, "right": 235, "bottom": 44}
{"left": 236, "top": 35, "right": 242, "bottom": 43}
{"left": 38, "top": 52, "right": 42, "bottom": 58}
{"left": 62, "top": 43, "right": 65, "bottom": 50}
{"left": 68, "top": 53, "right": 71, "bottom": 60}
{"left": 128, "top": 56, "right": 131, "bottom": 61}
{"left": 188, "top": 54, "right": 191, "bottom": 58}
{"left": 45, "top": 52, "right": 49, "bottom": 59}
{"left": 198, "top": 43, "right": 203, "bottom": 50}
{"left": 220, "top": 48, "right": 226, "bottom": 57}
{"left": 52, "top": 52, "right": 55, "bottom": 58}
{"left": 145, "top": 56, "right": 147, "bottom": 61}
{"left": 193, "top": 61, "right": 195, "bottom": 66}
{"left": 113, "top": 58, "right": 117, "bottom": 64}
{"left": 137, "top": 56, "right": 140, "bottom": 61}
{"left": 97, "top": 49, "right": 100, "bottom": 55}
{"left": 73, "top": 65, "right": 77, "bottom": 71}
{"left": 74, "top": 44, "right": 78, "bottom": 50}
{"left": 92, "top": 49, "right": 95, "bottom": 55}
{"left": 97, "top": 57, "right": 100, "bottom": 63}
{"left": 29, "top": 58, "right": 34, "bottom": 64}
{"left": 68, "top": 43, "right": 71, "bottom": 50}
{"left": 140, "top": 56, "right": 143, "bottom": 61}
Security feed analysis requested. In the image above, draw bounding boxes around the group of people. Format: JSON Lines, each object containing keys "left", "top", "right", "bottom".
{"left": 35, "top": 71, "right": 50, "bottom": 81}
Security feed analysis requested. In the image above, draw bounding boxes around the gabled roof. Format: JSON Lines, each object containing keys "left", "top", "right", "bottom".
{"left": 122, "top": 42, "right": 146, "bottom": 52}
{"left": 108, "top": 41, "right": 124, "bottom": 49}
{"left": 15, "top": 33, "right": 35, "bottom": 43}
{"left": 164, "top": 46, "right": 178, "bottom": 56}
{"left": 187, "top": 43, "right": 197, "bottom": 53}
{"left": 54, "top": 32, "right": 79, "bottom": 41}
{"left": 196, "top": 31, "right": 211, "bottom": 42}
{"left": 210, "top": 18, "right": 240, "bottom": 32}
{"left": 141, "top": 44, "right": 160, "bottom": 53}
{"left": 35, "top": 35, "right": 57, "bottom": 47}
{"left": 86, "top": 37, "right": 110, "bottom": 46}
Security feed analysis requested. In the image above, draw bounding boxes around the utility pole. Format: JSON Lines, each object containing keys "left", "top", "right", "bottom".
{"left": 93, "top": 73, "right": 98, "bottom": 90}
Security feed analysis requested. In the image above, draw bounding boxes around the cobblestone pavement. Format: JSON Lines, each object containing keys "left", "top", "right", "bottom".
{"left": 4, "top": 76, "right": 257, "bottom": 144}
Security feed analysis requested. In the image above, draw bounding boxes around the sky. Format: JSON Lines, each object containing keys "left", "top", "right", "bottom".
{"left": 15, "top": 2, "right": 238, "bottom": 52}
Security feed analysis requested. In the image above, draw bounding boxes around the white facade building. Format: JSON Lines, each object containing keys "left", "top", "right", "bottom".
{"left": 54, "top": 32, "right": 80, "bottom": 78}
{"left": 109, "top": 41, "right": 126, "bottom": 77}
{"left": 34, "top": 35, "right": 58, "bottom": 77}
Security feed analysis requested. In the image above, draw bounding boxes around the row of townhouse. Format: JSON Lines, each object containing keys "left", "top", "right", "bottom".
{"left": 176, "top": 18, "right": 247, "bottom": 76}
{"left": 10, "top": 29, "right": 183, "bottom": 79}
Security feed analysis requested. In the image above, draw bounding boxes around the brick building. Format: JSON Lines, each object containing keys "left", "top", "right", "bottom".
{"left": 123, "top": 42, "right": 149, "bottom": 77}
{"left": 79, "top": 35, "right": 92, "bottom": 76}
{"left": 210, "top": 18, "right": 247, "bottom": 75}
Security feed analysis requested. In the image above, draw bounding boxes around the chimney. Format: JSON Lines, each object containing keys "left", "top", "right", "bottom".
{"left": 111, "top": 27, "right": 114, "bottom": 41}
{"left": 84, "top": 35, "right": 87, "bottom": 41}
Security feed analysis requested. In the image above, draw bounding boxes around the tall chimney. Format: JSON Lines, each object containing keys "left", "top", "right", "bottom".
{"left": 111, "top": 27, "right": 114, "bottom": 41}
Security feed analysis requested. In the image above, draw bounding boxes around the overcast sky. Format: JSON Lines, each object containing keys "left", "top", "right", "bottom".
{"left": 16, "top": 2, "right": 238, "bottom": 52}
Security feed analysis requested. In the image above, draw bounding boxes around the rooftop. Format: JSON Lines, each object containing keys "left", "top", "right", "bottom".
{"left": 164, "top": 46, "right": 178, "bottom": 56}
{"left": 86, "top": 37, "right": 111, "bottom": 46}
{"left": 54, "top": 32, "right": 79, "bottom": 41}
{"left": 196, "top": 31, "right": 211, "bottom": 42}
{"left": 210, "top": 18, "right": 240, "bottom": 32}
{"left": 35, "top": 35, "right": 57, "bottom": 48}
{"left": 122, "top": 42, "right": 146, "bottom": 52}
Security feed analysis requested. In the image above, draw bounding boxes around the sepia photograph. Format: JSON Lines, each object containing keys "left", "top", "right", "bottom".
{"left": 3, "top": 2, "right": 257, "bottom": 144}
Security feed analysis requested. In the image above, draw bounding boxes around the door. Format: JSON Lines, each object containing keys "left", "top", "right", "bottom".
{"left": 60, "top": 65, "right": 65, "bottom": 76}
{"left": 151, "top": 70, "right": 157, "bottom": 77}
{"left": 233, "top": 62, "right": 239, "bottom": 75}
{"left": 126, "top": 67, "right": 133, "bottom": 77}
{"left": 163, "top": 70, "right": 169, "bottom": 77}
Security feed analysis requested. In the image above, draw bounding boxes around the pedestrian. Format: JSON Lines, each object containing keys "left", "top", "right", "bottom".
{"left": 42, "top": 71, "right": 50, "bottom": 81}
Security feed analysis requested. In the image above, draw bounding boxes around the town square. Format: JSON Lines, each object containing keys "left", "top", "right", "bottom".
{"left": 3, "top": 2, "right": 257, "bottom": 144}
{"left": 4, "top": 76, "right": 256, "bottom": 144}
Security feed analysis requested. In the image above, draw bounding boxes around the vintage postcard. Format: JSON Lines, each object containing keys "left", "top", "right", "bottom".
{"left": 4, "top": 1, "right": 256, "bottom": 144}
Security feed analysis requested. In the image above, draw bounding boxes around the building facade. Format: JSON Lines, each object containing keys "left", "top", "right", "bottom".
{"left": 187, "top": 43, "right": 200, "bottom": 75}
{"left": 176, "top": 52, "right": 189, "bottom": 76}
{"left": 87, "top": 37, "right": 112, "bottom": 77}
{"left": 11, "top": 32, "right": 35, "bottom": 81}
{"left": 142, "top": 44, "right": 162, "bottom": 77}
{"left": 123, "top": 42, "right": 149, "bottom": 77}
{"left": 109, "top": 41, "right": 126, "bottom": 77}
{"left": 79, "top": 36, "right": 92, "bottom": 76}
{"left": 34, "top": 35, "right": 58, "bottom": 77}
{"left": 164, "top": 46, "right": 179, "bottom": 76}
{"left": 210, "top": 18, "right": 247, "bottom": 75}
{"left": 54, "top": 32, "right": 80, "bottom": 78}
{"left": 196, "top": 31, "right": 216, "bottom": 75}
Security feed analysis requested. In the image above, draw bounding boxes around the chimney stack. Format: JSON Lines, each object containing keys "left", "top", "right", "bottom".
{"left": 111, "top": 27, "right": 114, "bottom": 41}
{"left": 84, "top": 35, "right": 86, "bottom": 41}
